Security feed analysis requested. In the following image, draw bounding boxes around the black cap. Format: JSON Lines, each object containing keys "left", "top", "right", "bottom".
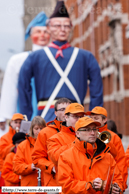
{"left": 12, "top": 132, "right": 26, "bottom": 145}
{"left": 50, "top": 1, "right": 69, "bottom": 19}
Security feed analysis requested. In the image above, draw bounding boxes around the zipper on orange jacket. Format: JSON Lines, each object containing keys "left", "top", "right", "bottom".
{"left": 89, "top": 145, "right": 97, "bottom": 169}
{"left": 89, "top": 158, "right": 93, "bottom": 169}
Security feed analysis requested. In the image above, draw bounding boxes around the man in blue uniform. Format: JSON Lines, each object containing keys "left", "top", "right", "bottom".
{"left": 18, "top": 1, "right": 103, "bottom": 122}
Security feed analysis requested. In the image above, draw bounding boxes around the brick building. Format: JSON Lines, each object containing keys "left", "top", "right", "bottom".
{"left": 65, "top": 0, "right": 129, "bottom": 140}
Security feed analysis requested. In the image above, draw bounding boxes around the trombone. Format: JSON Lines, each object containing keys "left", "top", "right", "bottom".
{"left": 97, "top": 131, "right": 111, "bottom": 144}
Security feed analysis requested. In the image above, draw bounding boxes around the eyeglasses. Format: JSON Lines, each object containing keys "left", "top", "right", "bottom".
{"left": 50, "top": 24, "right": 71, "bottom": 30}
{"left": 78, "top": 128, "right": 98, "bottom": 132}
{"left": 69, "top": 114, "right": 84, "bottom": 119}
{"left": 56, "top": 108, "right": 66, "bottom": 112}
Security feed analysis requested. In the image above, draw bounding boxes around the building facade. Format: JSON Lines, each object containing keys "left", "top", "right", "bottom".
{"left": 65, "top": 0, "right": 129, "bottom": 141}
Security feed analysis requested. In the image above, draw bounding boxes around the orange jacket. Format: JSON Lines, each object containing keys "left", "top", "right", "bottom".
{"left": 13, "top": 136, "right": 38, "bottom": 186}
{"left": 0, "top": 126, "right": 15, "bottom": 160}
{"left": 58, "top": 137, "right": 124, "bottom": 194}
{"left": 0, "top": 158, "right": 4, "bottom": 172}
{"left": 125, "top": 145, "right": 129, "bottom": 168}
{"left": 47, "top": 122, "right": 76, "bottom": 168}
{"left": 32, "top": 118, "right": 62, "bottom": 186}
{"left": 99, "top": 124, "right": 127, "bottom": 190}
{"left": 1, "top": 152, "right": 20, "bottom": 186}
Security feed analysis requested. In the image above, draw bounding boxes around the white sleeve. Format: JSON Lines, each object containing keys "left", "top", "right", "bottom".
{"left": 0, "top": 53, "right": 29, "bottom": 119}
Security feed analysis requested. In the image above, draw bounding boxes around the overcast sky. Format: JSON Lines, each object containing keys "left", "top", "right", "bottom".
{"left": 0, "top": 0, "right": 24, "bottom": 71}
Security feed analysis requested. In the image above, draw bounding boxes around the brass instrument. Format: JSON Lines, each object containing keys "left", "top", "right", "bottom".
{"left": 97, "top": 131, "right": 111, "bottom": 144}
{"left": 16, "top": 127, "right": 19, "bottom": 133}
{"left": 23, "top": 115, "right": 28, "bottom": 121}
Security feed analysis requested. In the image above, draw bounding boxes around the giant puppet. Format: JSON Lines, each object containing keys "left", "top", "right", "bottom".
{"left": 18, "top": 1, "right": 103, "bottom": 122}
{"left": 0, "top": 12, "right": 50, "bottom": 120}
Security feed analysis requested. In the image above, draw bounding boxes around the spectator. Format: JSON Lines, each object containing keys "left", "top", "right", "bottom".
{"left": 0, "top": 118, "right": 8, "bottom": 138}
{"left": 107, "top": 119, "right": 122, "bottom": 139}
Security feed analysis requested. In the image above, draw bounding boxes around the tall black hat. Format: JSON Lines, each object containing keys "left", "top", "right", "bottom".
{"left": 50, "top": 1, "right": 69, "bottom": 18}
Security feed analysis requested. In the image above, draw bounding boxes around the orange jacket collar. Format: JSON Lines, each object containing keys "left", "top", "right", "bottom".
{"left": 26, "top": 135, "right": 36, "bottom": 147}
{"left": 74, "top": 137, "right": 110, "bottom": 159}
{"left": 61, "top": 123, "right": 75, "bottom": 134}
{"left": 74, "top": 137, "right": 97, "bottom": 157}
{"left": 9, "top": 126, "right": 16, "bottom": 135}
{"left": 99, "top": 123, "right": 108, "bottom": 132}
{"left": 47, "top": 118, "right": 62, "bottom": 132}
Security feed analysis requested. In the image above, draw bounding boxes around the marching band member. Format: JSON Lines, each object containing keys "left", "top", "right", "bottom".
{"left": 0, "top": 113, "right": 24, "bottom": 190}
{"left": 0, "top": 12, "right": 50, "bottom": 120}
{"left": 47, "top": 103, "right": 85, "bottom": 179}
{"left": 13, "top": 116, "right": 46, "bottom": 187}
{"left": 58, "top": 117, "right": 123, "bottom": 194}
{"left": 0, "top": 113, "right": 24, "bottom": 160}
{"left": 0, "top": 117, "right": 8, "bottom": 185}
{"left": 1, "top": 132, "right": 26, "bottom": 186}
{"left": 0, "top": 117, "right": 8, "bottom": 192}
{"left": 32, "top": 98, "right": 71, "bottom": 187}
{"left": 86, "top": 106, "right": 128, "bottom": 190}
{"left": 125, "top": 146, "right": 129, "bottom": 168}
{"left": 18, "top": 1, "right": 103, "bottom": 122}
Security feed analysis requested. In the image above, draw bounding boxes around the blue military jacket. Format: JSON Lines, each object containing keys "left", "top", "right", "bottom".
{"left": 18, "top": 41, "right": 103, "bottom": 122}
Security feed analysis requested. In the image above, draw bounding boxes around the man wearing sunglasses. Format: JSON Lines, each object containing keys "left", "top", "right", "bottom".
{"left": 32, "top": 98, "right": 71, "bottom": 187}
{"left": 58, "top": 117, "right": 123, "bottom": 194}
